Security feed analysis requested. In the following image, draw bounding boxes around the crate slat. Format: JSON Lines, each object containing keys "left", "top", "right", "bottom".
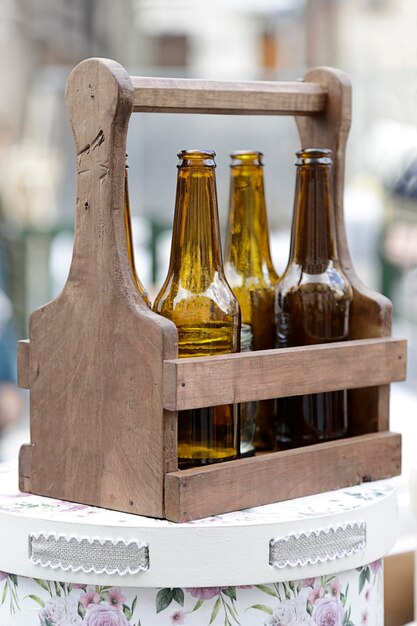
{"left": 132, "top": 76, "right": 327, "bottom": 115}
{"left": 163, "top": 337, "right": 406, "bottom": 411}
{"left": 164, "top": 432, "right": 401, "bottom": 522}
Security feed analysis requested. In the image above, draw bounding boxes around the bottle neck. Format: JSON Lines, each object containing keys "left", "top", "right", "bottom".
{"left": 225, "top": 164, "right": 276, "bottom": 279}
{"left": 289, "top": 163, "right": 338, "bottom": 273}
{"left": 169, "top": 164, "right": 224, "bottom": 291}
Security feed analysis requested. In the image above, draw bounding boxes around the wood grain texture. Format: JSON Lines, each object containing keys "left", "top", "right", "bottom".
{"left": 377, "top": 385, "right": 391, "bottom": 432}
{"left": 163, "top": 338, "right": 406, "bottom": 411}
{"left": 19, "top": 58, "right": 178, "bottom": 518}
{"left": 17, "top": 340, "right": 30, "bottom": 389}
{"left": 132, "top": 76, "right": 327, "bottom": 115}
{"left": 296, "top": 67, "right": 393, "bottom": 437}
{"left": 164, "top": 432, "right": 401, "bottom": 522}
{"left": 18, "top": 444, "right": 33, "bottom": 493}
{"left": 18, "top": 60, "right": 403, "bottom": 521}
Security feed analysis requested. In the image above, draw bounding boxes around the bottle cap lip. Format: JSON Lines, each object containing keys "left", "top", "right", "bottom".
{"left": 177, "top": 149, "right": 216, "bottom": 167}
{"left": 296, "top": 148, "right": 332, "bottom": 165}
{"left": 230, "top": 151, "right": 263, "bottom": 166}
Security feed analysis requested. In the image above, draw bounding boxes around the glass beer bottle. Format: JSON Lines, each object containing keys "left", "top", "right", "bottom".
{"left": 225, "top": 151, "right": 279, "bottom": 454}
{"left": 275, "top": 149, "right": 353, "bottom": 447}
{"left": 124, "top": 157, "right": 151, "bottom": 306}
{"left": 153, "top": 150, "right": 240, "bottom": 468}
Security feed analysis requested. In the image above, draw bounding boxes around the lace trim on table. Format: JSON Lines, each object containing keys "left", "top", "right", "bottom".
{"left": 269, "top": 521, "right": 366, "bottom": 568}
{"left": 29, "top": 533, "right": 149, "bottom": 575}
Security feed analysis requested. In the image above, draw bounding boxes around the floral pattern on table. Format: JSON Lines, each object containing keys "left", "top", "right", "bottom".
{"left": 0, "top": 562, "right": 384, "bottom": 626}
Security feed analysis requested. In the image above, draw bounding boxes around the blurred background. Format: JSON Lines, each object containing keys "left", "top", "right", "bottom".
{"left": 0, "top": 0, "right": 416, "bottom": 622}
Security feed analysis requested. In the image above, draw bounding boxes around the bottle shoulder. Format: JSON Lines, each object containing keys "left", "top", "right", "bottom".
{"left": 276, "top": 262, "right": 353, "bottom": 300}
{"left": 225, "top": 262, "right": 279, "bottom": 291}
{"left": 153, "top": 272, "right": 240, "bottom": 321}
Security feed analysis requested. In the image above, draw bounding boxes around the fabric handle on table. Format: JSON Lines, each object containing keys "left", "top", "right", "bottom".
{"left": 29, "top": 533, "right": 149, "bottom": 575}
{"left": 269, "top": 521, "right": 366, "bottom": 568}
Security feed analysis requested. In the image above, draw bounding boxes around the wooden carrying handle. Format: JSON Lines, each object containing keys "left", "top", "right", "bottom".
{"left": 132, "top": 76, "right": 327, "bottom": 116}
{"left": 19, "top": 58, "right": 396, "bottom": 521}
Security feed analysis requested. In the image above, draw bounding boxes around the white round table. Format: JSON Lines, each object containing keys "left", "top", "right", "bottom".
{"left": 0, "top": 462, "right": 397, "bottom": 625}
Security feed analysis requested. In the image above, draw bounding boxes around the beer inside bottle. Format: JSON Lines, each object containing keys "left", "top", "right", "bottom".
{"left": 124, "top": 157, "right": 150, "bottom": 307}
{"left": 275, "top": 148, "right": 353, "bottom": 447}
{"left": 153, "top": 150, "right": 240, "bottom": 467}
{"left": 225, "top": 151, "right": 279, "bottom": 453}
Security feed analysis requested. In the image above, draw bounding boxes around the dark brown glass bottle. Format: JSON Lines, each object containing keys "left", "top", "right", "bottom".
{"left": 124, "top": 158, "right": 150, "bottom": 306}
{"left": 225, "top": 151, "right": 279, "bottom": 453}
{"left": 275, "top": 149, "right": 353, "bottom": 447}
{"left": 153, "top": 150, "right": 240, "bottom": 468}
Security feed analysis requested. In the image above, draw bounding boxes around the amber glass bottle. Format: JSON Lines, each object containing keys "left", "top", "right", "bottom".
{"left": 124, "top": 158, "right": 150, "bottom": 306}
{"left": 225, "top": 151, "right": 279, "bottom": 454}
{"left": 153, "top": 150, "right": 240, "bottom": 468}
{"left": 275, "top": 148, "right": 353, "bottom": 447}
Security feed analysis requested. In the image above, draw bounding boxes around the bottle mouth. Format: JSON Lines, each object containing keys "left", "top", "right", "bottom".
{"left": 296, "top": 148, "right": 332, "bottom": 165}
{"left": 230, "top": 151, "right": 263, "bottom": 167}
{"left": 177, "top": 149, "right": 216, "bottom": 167}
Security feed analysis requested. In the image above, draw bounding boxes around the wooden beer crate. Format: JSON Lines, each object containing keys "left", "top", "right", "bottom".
{"left": 17, "top": 58, "right": 406, "bottom": 523}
